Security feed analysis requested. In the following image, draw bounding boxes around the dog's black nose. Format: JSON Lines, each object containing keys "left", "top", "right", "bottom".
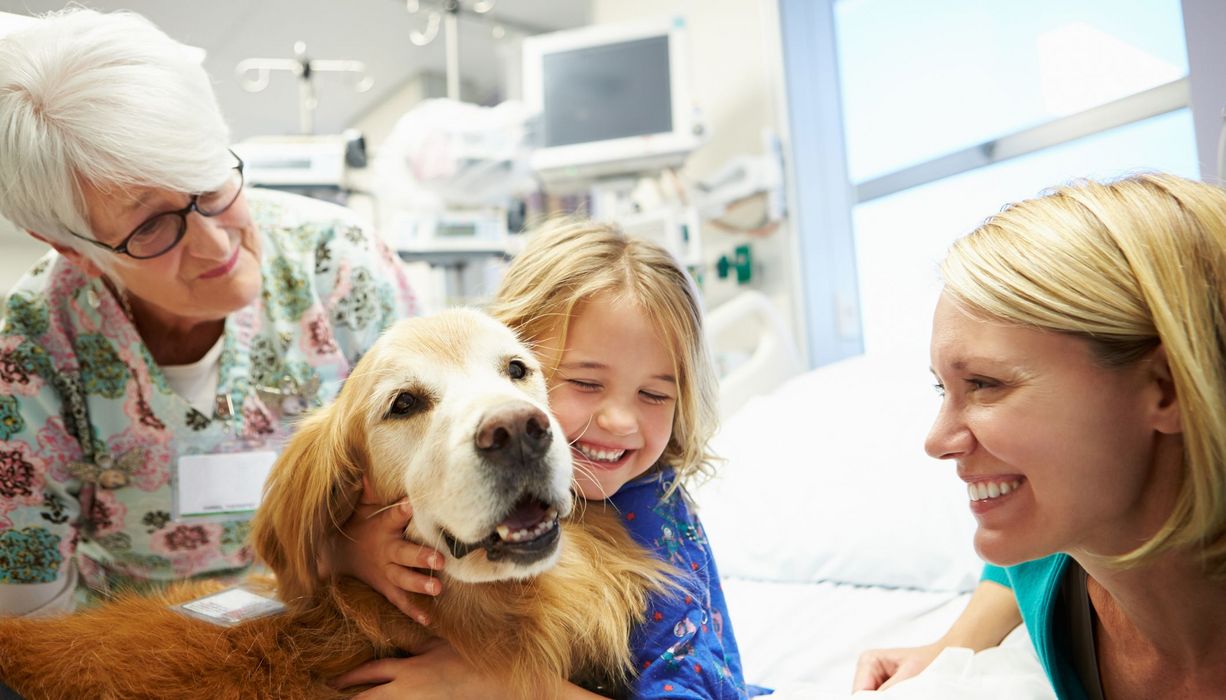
{"left": 475, "top": 402, "right": 552, "bottom": 466}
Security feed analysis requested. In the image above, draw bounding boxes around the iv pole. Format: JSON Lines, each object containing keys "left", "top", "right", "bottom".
{"left": 404, "top": 0, "right": 548, "bottom": 103}
{"left": 236, "top": 43, "right": 374, "bottom": 134}
{"left": 443, "top": 0, "right": 460, "bottom": 101}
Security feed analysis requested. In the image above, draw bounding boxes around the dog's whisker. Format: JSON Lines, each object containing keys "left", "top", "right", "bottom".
{"left": 566, "top": 413, "right": 627, "bottom": 506}
{"left": 367, "top": 500, "right": 408, "bottom": 519}
{"left": 570, "top": 460, "right": 599, "bottom": 483}
{"left": 426, "top": 529, "right": 453, "bottom": 600}
{"left": 569, "top": 462, "right": 614, "bottom": 504}
{"left": 564, "top": 491, "right": 586, "bottom": 527}
{"left": 568, "top": 461, "right": 625, "bottom": 517}
{"left": 427, "top": 527, "right": 447, "bottom": 556}
{"left": 566, "top": 414, "right": 595, "bottom": 446}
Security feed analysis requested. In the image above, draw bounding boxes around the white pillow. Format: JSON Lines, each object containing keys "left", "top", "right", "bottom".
{"left": 693, "top": 353, "right": 986, "bottom": 592}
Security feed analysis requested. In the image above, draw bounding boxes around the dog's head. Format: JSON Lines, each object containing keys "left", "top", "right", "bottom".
{"left": 252, "top": 308, "right": 575, "bottom": 599}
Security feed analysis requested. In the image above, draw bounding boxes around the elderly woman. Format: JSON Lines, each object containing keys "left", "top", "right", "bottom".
{"left": 855, "top": 173, "right": 1226, "bottom": 698}
{"left": 0, "top": 8, "right": 442, "bottom": 619}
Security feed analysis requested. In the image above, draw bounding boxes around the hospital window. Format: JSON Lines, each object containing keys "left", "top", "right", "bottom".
{"left": 853, "top": 109, "right": 1197, "bottom": 355}
{"left": 829, "top": 0, "right": 1196, "bottom": 356}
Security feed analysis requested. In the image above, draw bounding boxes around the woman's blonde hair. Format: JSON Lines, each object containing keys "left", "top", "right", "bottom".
{"left": 487, "top": 218, "right": 719, "bottom": 493}
{"left": 941, "top": 172, "right": 1226, "bottom": 578}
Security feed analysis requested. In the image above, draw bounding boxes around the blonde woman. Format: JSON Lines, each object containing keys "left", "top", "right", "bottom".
{"left": 856, "top": 173, "right": 1226, "bottom": 699}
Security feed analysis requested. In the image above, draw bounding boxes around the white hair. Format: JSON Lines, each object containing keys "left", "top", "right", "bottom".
{"left": 0, "top": 8, "right": 233, "bottom": 265}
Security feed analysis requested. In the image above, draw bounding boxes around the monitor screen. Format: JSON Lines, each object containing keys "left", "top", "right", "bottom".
{"left": 541, "top": 35, "right": 673, "bottom": 148}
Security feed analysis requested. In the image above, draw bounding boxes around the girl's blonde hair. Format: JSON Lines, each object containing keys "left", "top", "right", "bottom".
{"left": 487, "top": 218, "right": 719, "bottom": 492}
{"left": 941, "top": 172, "right": 1226, "bottom": 578}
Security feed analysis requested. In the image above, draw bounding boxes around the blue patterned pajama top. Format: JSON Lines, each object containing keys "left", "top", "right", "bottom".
{"left": 608, "top": 468, "right": 768, "bottom": 699}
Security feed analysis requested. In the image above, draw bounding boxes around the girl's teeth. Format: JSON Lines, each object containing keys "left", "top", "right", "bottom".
{"left": 968, "top": 479, "right": 1023, "bottom": 502}
{"left": 576, "top": 443, "right": 626, "bottom": 463}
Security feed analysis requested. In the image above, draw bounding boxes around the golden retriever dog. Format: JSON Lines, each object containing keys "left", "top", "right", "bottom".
{"left": 0, "top": 309, "right": 673, "bottom": 699}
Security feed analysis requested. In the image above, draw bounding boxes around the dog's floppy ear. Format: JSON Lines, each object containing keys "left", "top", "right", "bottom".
{"left": 250, "top": 400, "right": 366, "bottom": 603}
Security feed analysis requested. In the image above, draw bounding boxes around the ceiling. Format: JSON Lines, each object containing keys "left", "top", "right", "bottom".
{"left": 0, "top": 0, "right": 591, "bottom": 140}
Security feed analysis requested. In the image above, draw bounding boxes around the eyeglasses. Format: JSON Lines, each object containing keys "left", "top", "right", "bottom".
{"left": 70, "top": 150, "right": 245, "bottom": 260}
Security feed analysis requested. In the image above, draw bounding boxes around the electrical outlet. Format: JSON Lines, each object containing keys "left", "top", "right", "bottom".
{"left": 835, "top": 292, "right": 861, "bottom": 340}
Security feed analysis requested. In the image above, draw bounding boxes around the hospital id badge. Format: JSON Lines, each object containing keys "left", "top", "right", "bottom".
{"left": 173, "top": 585, "right": 286, "bottom": 627}
{"left": 172, "top": 450, "right": 277, "bottom": 522}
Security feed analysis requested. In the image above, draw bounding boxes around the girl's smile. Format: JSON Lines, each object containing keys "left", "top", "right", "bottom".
{"left": 572, "top": 439, "right": 638, "bottom": 472}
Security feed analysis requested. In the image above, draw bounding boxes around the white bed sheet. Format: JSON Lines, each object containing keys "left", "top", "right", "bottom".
{"left": 724, "top": 577, "right": 969, "bottom": 692}
{"left": 721, "top": 577, "right": 1052, "bottom": 699}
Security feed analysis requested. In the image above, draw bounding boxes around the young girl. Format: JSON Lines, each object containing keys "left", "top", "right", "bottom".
{"left": 491, "top": 220, "right": 750, "bottom": 698}
{"left": 335, "top": 220, "right": 755, "bottom": 698}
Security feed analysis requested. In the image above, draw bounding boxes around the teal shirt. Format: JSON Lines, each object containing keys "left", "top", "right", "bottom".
{"left": 983, "top": 555, "right": 1087, "bottom": 700}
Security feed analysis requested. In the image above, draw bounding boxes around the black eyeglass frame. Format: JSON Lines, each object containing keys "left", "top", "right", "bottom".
{"left": 68, "top": 150, "right": 245, "bottom": 260}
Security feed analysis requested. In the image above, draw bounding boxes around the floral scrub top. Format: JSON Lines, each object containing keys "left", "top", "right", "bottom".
{"left": 0, "top": 189, "right": 416, "bottom": 604}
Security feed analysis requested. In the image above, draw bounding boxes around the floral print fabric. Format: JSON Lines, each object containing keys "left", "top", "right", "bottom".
{"left": 0, "top": 189, "right": 415, "bottom": 597}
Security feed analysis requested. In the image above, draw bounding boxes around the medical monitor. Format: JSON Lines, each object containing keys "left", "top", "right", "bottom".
{"left": 522, "top": 17, "right": 703, "bottom": 183}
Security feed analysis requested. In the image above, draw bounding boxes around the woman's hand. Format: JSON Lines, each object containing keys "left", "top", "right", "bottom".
{"left": 852, "top": 580, "right": 1022, "bottom": 691}
{"left": 322, "top": 477, "right": 446, "bottom": 625}
{"left": 333, "top": 641, "right": 511, "bottom": 700}
{"left": 852, "top": 643, "right": 944, "bottom": 691}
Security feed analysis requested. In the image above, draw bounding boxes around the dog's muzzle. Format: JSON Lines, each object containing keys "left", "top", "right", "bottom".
{"left": 441, "top": 401, "right": 566, "bottom": 564}
{"left": 442, "top": 494, "right": 562, "bottom": 563}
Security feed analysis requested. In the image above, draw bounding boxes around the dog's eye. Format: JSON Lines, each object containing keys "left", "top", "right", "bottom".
{"left": 388, "top": 391, "right": 419, "bottom": 417}
{"left": 507, "top": 359, "right": 529, "bottom": 381}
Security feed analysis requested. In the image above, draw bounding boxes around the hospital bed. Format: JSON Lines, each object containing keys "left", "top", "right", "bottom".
{"left": 696, "top": 293, "right": 1056, "bottom": 699}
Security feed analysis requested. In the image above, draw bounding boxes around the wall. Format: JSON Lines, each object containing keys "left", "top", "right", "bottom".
{"left": 1182, "top": 0, "right": 1226, "bottom": 183}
